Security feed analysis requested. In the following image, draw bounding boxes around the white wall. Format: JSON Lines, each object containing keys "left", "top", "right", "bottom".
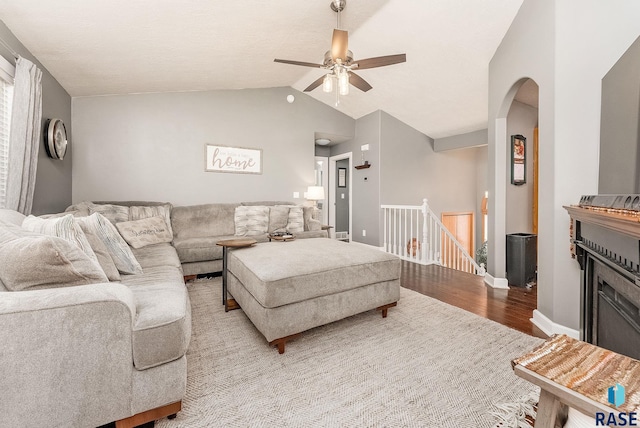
{"left": 489, "top": 0, "right": 640, "bottom": 331}
{"left": 72, "top": 87, "right": 354, "bottom": 206}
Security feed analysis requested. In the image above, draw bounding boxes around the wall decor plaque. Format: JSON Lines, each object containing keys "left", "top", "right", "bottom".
{"left": 511, "top": 134, "right": 526, "bottom": 185}
{"left": 205, "top": 144, "right": 262, "bottom": 174}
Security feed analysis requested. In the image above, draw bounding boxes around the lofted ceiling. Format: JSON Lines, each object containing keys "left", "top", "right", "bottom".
{"left": 0, "top": 0, "right": 523, "bottom": 139}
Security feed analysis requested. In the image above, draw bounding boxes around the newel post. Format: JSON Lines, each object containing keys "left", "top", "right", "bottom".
{"left": 421, "top": 198, "right": 429, "bottom": 263}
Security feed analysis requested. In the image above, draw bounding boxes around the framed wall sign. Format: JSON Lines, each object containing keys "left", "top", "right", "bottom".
{"left": 511, "top": 134, "right": 526, "bottom": 185}
{"left": 205, "top": 144, "right": 262, "bottom": 174}
{"left": 338, "top": 167, "right": 347, "bottom": 187}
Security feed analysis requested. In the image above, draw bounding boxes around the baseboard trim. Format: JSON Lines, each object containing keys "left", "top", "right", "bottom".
{"left": 531, "top": 310, "right": 580, "bottom": 339}
{"left": 484, "top": 273, "right": 509, "bottom": 289}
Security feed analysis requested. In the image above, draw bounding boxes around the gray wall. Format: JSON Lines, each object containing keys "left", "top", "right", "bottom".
{"left": 475, "top": 145, "right": 488, "bottom": 250}
{"left": 433, "top": 129, "right": 488, "bottom": 152}
{"left": 315, "top": 145, "right": 331, "bottom": 157}
{"left": 331, "top": 110, "right": 486, "bottom": 250}
{"left": 72, "top": 87, "right": 354, "bottom": 205}
{"left": 335, "top": 158, "right": 349, "bottom": 232}
{"left": 331, "top": 111, "right": 381, "bottom": 246}
{"left": 505, "top": 101, "right": 538, "bottom": 234}
{"left": 380, "top": 111, "right": 485, "bottom": 252}
{"left": 0, "top": 20, "right": 72, "bottom": 215}
{"left": 599, "top": 35, "right": 640, "bottom": 194}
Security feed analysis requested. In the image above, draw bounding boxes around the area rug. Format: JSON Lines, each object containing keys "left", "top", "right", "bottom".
{"left": 156, "top": 278, "right": 544, "bottom": 428}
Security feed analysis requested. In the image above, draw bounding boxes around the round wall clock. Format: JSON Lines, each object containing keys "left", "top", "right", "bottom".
{"left": 45, "top": 118, "right": 67, "bottom": 160}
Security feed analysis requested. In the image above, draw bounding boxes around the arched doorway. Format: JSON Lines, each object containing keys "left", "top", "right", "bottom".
{"left": 489, "top": 78, "right": 539, "bottom": 291}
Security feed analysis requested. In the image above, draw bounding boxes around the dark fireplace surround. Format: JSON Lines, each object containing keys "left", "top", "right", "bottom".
{"left": 566, "top": 199, "right": 640, "bottom": 360}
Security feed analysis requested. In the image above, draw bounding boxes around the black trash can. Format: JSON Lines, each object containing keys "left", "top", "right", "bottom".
{"left": 506, "top": 233, "right": 537, "bottom": 287}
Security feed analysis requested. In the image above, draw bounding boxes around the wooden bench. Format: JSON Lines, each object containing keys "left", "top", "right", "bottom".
{"left": 512, "top": 334, "right": 640, "bottom": 427}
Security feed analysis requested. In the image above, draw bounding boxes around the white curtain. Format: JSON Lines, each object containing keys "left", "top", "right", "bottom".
{"left": 5, "top": 56, "right": 42, "bottom": 215}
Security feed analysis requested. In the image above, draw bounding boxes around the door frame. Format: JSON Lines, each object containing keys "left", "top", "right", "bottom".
{"left": 314, "top": 156, "right": 329, "bottom": 225}
{"left": 329, "top": 152, "right": 352, "bottom": 241}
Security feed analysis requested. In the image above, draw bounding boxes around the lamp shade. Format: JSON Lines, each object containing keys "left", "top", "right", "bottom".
{"left": 307, "top": 186, "right": 325, "bottom": 201}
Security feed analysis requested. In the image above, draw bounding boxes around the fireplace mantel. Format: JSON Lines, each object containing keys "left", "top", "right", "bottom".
{"left": 565, "top": 203, "right": 640, "bottom": 359}
{"left": 564, "top": 205, "right": 640, "bottom": 240}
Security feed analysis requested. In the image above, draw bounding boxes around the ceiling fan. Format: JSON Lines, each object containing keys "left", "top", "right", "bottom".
{"left": 274, "top": 0, "right": 406, "bottom": 98}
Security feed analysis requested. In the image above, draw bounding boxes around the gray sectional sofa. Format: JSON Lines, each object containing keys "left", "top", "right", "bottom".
{"left": 170, "top": 201, "right": 327, "bottom": 277}
{"left": 0, "top": 200, "right": 327, "bottom": 428}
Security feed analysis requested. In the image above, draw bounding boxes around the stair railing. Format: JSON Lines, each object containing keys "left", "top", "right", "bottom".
{"left": 381, "top": 199, "right": 485, "bottom": 276}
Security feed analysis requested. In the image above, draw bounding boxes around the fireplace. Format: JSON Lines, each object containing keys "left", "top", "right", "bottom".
{"left": 565, "top": 195, "right": 640, "bottom": 360}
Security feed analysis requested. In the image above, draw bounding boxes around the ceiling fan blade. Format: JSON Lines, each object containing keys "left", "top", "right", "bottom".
{"left": 274, "top": 59, "right": 324, "bottom": 68}
{"left": 331, "top": 29, "right": 349, "bottom": 62}
{"left": 349, "top": 72, "right": 373, "bottom": 92}
{"left": 352, "top": 54, "right": 406, "bottom": 70}
{"left": 304, "top": 75, "right": 326, "bottom": 92}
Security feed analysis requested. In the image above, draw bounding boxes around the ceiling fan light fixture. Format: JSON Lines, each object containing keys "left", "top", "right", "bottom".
{"left": 338, "top": 69, "right": 349, "bottom": 96}
{"left": 322, "top": 74, "right": 333, "bottom": 93}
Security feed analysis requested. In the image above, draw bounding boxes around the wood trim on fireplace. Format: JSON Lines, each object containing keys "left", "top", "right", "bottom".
{"left": 565, "top": 205, "right": 640, "bottom": 240}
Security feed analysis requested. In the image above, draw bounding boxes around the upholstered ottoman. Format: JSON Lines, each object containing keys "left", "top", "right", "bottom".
{"left": 226, "top": 238, "right": 401, "bottom": 353}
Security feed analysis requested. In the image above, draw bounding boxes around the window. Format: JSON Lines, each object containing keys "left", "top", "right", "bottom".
{"left": 0, "top": 55, "right": 14, "bottom": 209}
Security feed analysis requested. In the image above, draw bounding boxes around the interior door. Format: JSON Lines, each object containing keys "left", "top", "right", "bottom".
{"left": 441, "top": 212, "right": 474, "bottom": 269}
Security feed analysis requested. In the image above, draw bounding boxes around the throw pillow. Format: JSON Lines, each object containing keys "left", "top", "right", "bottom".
{"left": 88, "top": 203, "right": 130, "bottom": 224}
{"left": 22, "top": 214, "right": 101, "bottom": 269}
{"left": 115, "top": 216, "right": 173, "bottom": 249}
{"left": 234, "top": 206, "right": 269, "bottom": 236}
{"left": 76, "top": 221, "right": 121, "bottom": 281}
{"left": 0, "top": 209, "right": 26, "bottom": 226}
{"left": 129, "top": 204, "right": 173, "bottom": 237}
{"left": 269, "top": 206, "right": 290, "bottom": 233}
{"left": 0, "top": 221, "right": 108, "bottom": 291}
{"left": 302, "top": 206, "right": 314, "bottom": 231}
{"left": 76, "top": 213, "right": 143, "bottom": 275}
{"left": 286, "top": 206, "right": 304, "bottom": 233}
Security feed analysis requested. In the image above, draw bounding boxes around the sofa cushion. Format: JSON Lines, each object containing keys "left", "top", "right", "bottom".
{"left": 234, "top": 206, "right": 269, "bottom": 236}
{"left": 268, "top": 206, "right": 289, "bottom": 233}
{"left": 228, "top": 239, "right": 401, "bottom": 309}
{"left": 129, "top": 204, "right": 173, "bottom": 237}
{"left": 131, "top": 242, "right": 182, "bottom": 270}
{"left": 172, "top": 234, "right": 270, "bottom": 264}
{"left": 120, "top": 266, "right": 191, "bottom": 370}
{"left": 171, "top": 203, "right": 238, "bottom": 239}
{"left": 76, "top": 213, "right": 143, "bottom": 275}
{"left": 88, "top": 203, "right": 130, "bottom": 224}
{"left": 0, "top": 221, "right": 109, "bottom": 291}
{"left": 116, "top": 216, "right": 173, "bottom": 249}
{"left": 286, "top": 206, "right": 304, "bottom": 233}
{"left": 22, "top": 214, "right": 102, "bottom": 269}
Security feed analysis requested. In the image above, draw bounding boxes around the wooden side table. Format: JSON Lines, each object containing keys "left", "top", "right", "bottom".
{"left": 216, "top": 238, "right": 257, "bottom": 312}
{"left": 512, "top": 334, "right": 640, "bottom": 427}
